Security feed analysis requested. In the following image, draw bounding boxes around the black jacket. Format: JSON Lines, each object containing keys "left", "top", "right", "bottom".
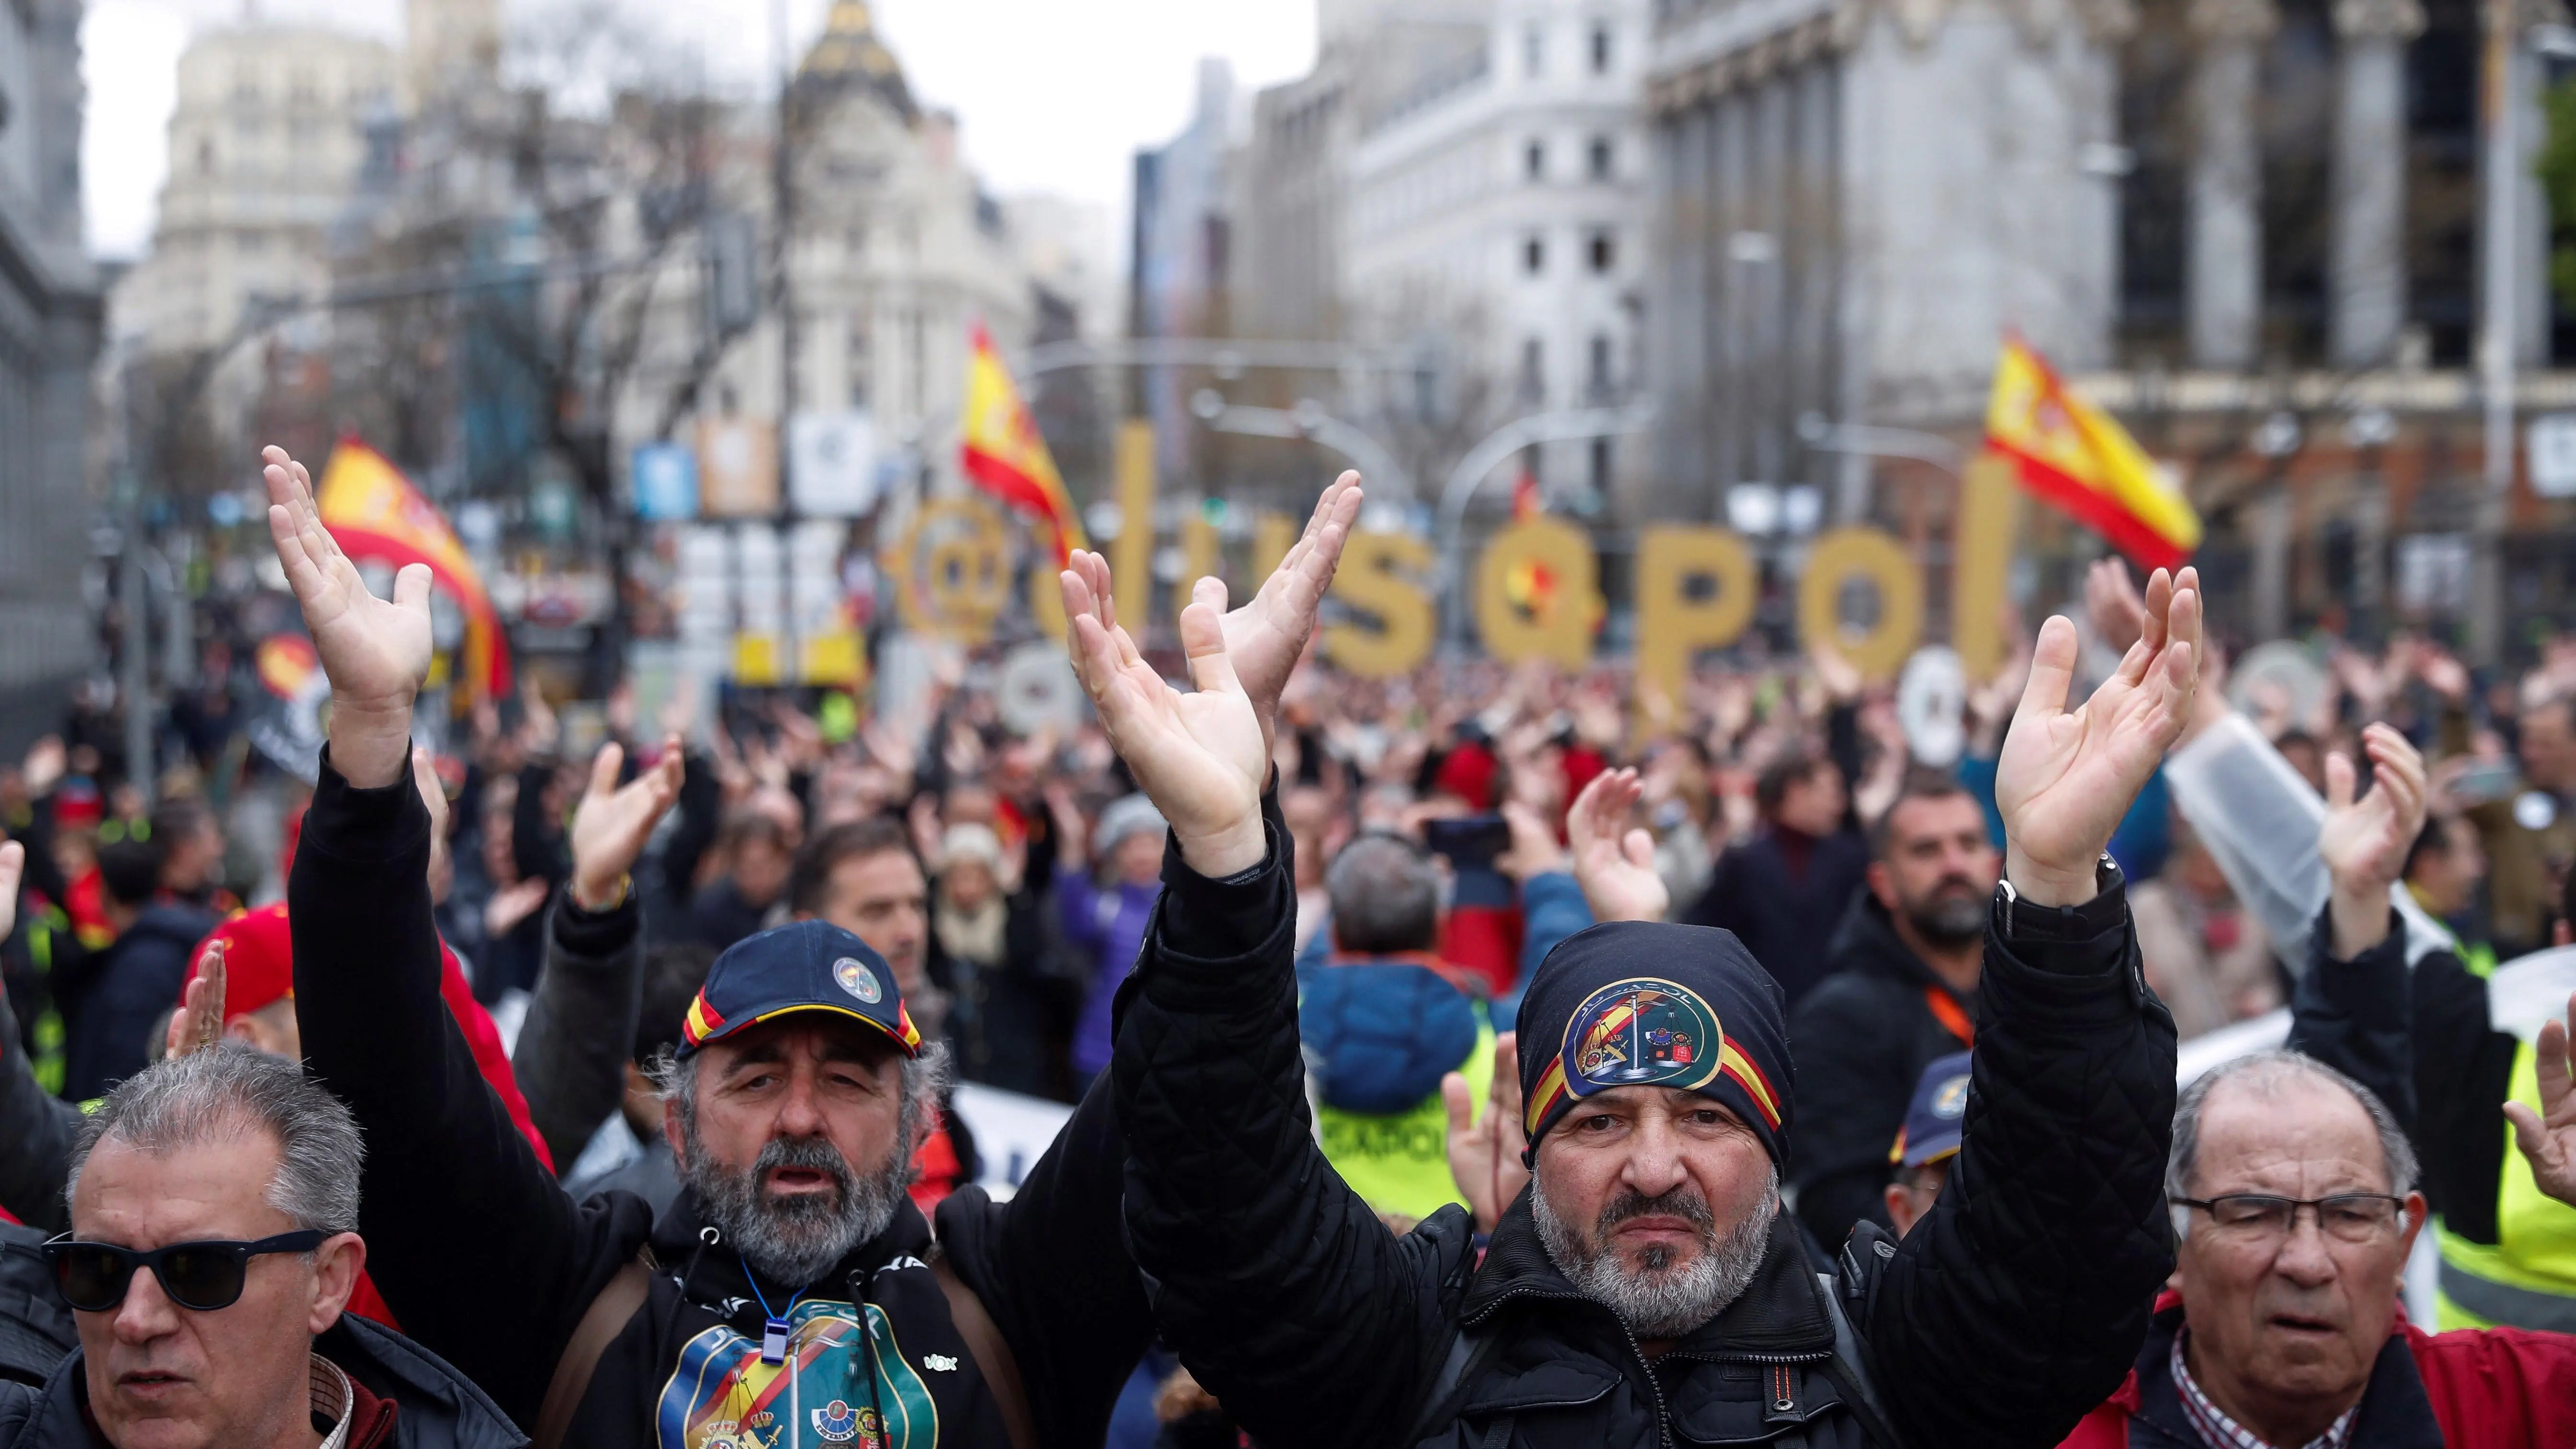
{"left": 289, "top": 755, "right": 1150, "bottom": 1449}
{"left": 2285, "top": 907, "right": 2519, "bottom": 1242}
{"left": 0, "top": 1309, "right": 523, "bottom": 1449}
{"left": 1683, "top": 830, "right": 1871, "bottom": 1006}
{"left": 1113, "top": 794, "right": 2177, "bottom": 1449}
{"left": 58, "top": 901, "right": 215, "bottom": 1103}
{"left": 1789, "top": 897, "right": 1979, "bottom": 1249}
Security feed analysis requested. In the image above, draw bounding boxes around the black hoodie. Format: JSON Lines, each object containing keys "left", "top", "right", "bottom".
{"left": 1788, "top": 895, "right": 1979, "bottom": 1250}
{"left": 58, "top": 901, "right": 216, "bottom": 1103}
{"left": 288, "top": 757, "right": 1149, "bottom": 1449}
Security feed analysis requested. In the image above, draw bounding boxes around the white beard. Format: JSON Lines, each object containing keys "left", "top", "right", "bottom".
{"left": 1532, "top": 1169, "right": 1779, "bottom": 1340}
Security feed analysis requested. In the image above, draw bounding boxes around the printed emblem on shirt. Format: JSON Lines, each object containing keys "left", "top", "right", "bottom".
{"left": 1561, "top": 978, "right": 1724, "bottom": 1097}
{"left": 809, "top": 1401, "right": 883, "bottom": 1446}
{"left": 657, "top": 1300, "right": 935, "bottom": 1449}
{"left": 835, "top": 957, "right": 883, "bottom": 1005}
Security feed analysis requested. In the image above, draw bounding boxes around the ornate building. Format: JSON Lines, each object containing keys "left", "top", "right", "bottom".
{"left": 1644, "top": 0, "right": 2576, "bottom": 652}
{"left": 108, "top": 24, "right": 398, "bottom": 355}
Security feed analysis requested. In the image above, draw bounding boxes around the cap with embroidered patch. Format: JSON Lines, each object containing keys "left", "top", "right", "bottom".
{"left": 676, "top": 919, "right": 920, "bottom": 1060}
{"left": 1890, "top": 1049, "right": 1974, "bottom": 1170}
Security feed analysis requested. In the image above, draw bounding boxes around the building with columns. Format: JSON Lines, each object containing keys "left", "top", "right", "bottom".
{"left": 1646, "top": 0, "right": 2576, "bottom": 650}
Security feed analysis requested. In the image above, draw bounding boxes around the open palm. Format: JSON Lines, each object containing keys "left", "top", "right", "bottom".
{"left": 263, "top": 446, "right": 432, "bottom": 716}
{"left": 2506, "top": 992, "right": 2576, "bottom": 1209}
{"left": 1220, "top": 471, "right": 1362, "bottom": 753}
{"left": 1997, "top": 566, "right": 2201, "bottom": 898}
{"left": 1569, "top": 767, "right": 1668, "bottom": 923}
{"left": 2318, "top": 723, "right": 2426, "bottom": 895}
{"left": 569, "top": 735, "right": 685, "bottom": 907}
{"left": 1062, "top": 556, "right": 1268, "bottom": 877}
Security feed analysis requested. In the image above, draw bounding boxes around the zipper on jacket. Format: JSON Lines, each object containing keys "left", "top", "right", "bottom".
{"left": 1462, "top": 1286, "right": 1675, "bottom": 1449}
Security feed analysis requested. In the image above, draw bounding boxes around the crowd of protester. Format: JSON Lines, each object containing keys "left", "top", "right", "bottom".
{"left": 0, "top": 451, "right": 2564, "bottom": 1448}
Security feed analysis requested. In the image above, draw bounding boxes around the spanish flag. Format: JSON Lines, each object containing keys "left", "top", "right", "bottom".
{"left": 1984, "top": 337, "right": 2200, "bottom": 570}
{"left": 313, "top": 438, "right": 511, "bottom": 708}
{"left": 959, "top": 324, "right": 1086, "bottom": 564}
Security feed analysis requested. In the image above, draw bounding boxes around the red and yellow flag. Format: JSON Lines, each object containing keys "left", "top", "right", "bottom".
{"left": 1984, "top": 337, "right": 2200, "bottom": 570}
{"left": 313, "top": 437, "right": 511, "bottom": 708}
{"left": 960, "top": 324, "right": 1086, "bottom": 564}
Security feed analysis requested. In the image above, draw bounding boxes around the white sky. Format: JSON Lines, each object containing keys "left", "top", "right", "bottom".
{"left": 83, "top": 0, "right": 1317, "bottom": 260}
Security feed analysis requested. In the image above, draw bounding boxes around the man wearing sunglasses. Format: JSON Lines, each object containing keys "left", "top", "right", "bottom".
{"left": 2059, "top": 1048, "right": 2576, "bottom": 1449}
{"left": 0, "top": 1044, "right": 517, "bottom": 1449}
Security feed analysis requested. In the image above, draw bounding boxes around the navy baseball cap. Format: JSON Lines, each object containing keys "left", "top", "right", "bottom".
{"left": 676, "top": 920, "right": 920, "bottom": 1060}
{"left": 1890, "top": 1050, "right": 1973, "bottom": 1170}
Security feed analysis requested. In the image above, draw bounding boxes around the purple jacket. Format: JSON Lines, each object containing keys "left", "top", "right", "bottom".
{"left": 1056, "top": 862, "right": 1160, "bottom": 1076}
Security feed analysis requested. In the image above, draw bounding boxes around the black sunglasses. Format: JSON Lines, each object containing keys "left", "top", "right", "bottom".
{"left": 32, "top": 1231, "right": 329, "bottom": 1313}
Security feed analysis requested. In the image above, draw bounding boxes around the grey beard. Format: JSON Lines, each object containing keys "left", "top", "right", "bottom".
{"left": 683, "top": 1126, "right": 907, "bottom": 1289}
{"left": 1532, "top": 1169, "right": 1779, "bottom": 1340}
{"left": 1904, "top": 887, "right": 1988, "bottom": 948}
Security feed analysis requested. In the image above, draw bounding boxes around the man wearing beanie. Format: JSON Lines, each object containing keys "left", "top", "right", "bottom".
{"left": 1070, "top": 538, "right": 2197, "bottom": 1449}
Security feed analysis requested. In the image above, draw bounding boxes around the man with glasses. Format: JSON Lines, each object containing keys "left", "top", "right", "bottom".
{"left": 2059, "top": 1048, "right": 2576, "bottom": 1448}
{"left": 0, "top": 1043, "right": 518, "bottom": 1448}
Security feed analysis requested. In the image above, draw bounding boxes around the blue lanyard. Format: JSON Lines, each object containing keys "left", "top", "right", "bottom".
{"left": 742, "top": 1255, "right": 804, "bottom": 1365}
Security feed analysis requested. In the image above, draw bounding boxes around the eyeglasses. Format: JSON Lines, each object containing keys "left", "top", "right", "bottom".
{"left": 32, "top": 1231, "right": 329, "bottom": 1313}
{"left": 2172, "top": 1193, "right": 2407, "bottom": 1243}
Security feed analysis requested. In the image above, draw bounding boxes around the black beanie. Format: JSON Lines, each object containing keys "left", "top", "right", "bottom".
{"left": 1516, "top": 921, "right": 1792, "bottom": 1167}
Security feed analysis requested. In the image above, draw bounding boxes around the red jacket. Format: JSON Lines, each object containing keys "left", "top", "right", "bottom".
{"left": 2061, "top": 1292, "right": 2576, "bottom": 1449}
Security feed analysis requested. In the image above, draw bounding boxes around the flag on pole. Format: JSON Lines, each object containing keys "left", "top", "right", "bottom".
{"left": 960, "top": 324, "right": 1086, "bottom": 563}
{"left": 1984, "top": 336, "right": 2201, "bottom": 570}
{"left": 313, "top": 437, "right": 511, "bottom": 708}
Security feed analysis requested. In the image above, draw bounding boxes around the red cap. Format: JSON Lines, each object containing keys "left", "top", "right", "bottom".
{"left": 187, "top": 904, "right": 296, "bottom": 1016}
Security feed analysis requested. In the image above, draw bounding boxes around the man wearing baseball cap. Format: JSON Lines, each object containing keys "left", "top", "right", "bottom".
{"left": 255, "top": 441, "right": 1366, "bottom": 1449}
{"left": 1881, "top": 1050, "right": 1971, "bottom": 1240}
{"left": 1071, "top": 534, "right": 2196, "bottom": 1448}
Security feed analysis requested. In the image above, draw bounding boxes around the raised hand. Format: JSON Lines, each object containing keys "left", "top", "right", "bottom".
{"left": 1568, "top": 767, "right": 1668, "bottom": 923}
{"left": 1217, "top": 472, "right": 1363, "bottom": 754}
{"left": 2318, "top": 723, "right": 2426, "bottom": 958}
{"left": 1442, "top": 1032, "right": 1529, "bottom": 1234}
{"left": 263, "top": 445, "right": 431, "bottom": 788}
{"left": 165, "top": 940, "right": 227, "bottom": 1060}
{"left": 1996, "top": 565, "right": 2201, "bottom": 905}
{"left": 567, "top": 734, "right": 685, "bottom": 910}
{"left": 485, "top": 876, "right": 553, "bottom": 939}
{"left": 2083, "top": 558, "right": 2147, "bottom": 655}
{"left": 2505, "top": 992, "right": 2576, "bottom": 1209}
{"left": 1061, "top": 562, "right": 1268, "bottom": 878}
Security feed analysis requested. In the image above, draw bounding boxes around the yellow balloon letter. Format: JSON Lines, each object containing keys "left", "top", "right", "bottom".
{"left": 1476, "top": 516, "right": 1603, "bottom": 669}
{"left": 1325, "top": 531, "right": 1436, "bottom": 679}
{"left": 1796, "top": 527, "right": 1922, "bottom": 680}
{"left": 1634, "top": 527, "right": 1757, "bottom": 736}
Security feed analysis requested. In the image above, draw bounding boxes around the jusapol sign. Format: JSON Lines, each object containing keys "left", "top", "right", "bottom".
{"left": 886, "top": 455, "right": 2026, "bottom": 720}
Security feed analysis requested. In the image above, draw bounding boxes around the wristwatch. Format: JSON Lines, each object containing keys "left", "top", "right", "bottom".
{"left": 1995, "top": 853, "right": 2125, "bottom": 940}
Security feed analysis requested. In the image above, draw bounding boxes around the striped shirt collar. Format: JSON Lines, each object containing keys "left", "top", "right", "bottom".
{"left": 312, "top": 1354, "right": 355, "bottom": 1449}
{"left": 2170, "top": 1329, "right": 2359, "bottom": 1449}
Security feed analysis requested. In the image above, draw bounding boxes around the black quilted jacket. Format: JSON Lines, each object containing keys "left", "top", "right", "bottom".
{"left": 1113, "top": 795, "right": 2179, "bottom": 1449}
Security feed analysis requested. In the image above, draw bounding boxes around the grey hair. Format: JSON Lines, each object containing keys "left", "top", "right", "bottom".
{"left": 1326, "top": 832, "right": 1442, "bottom": 955}
{"left": 647, "top": 1037, "right": 952, "bottom": 1186}
{"left": 2167, "top": 1049, "right": 2419, "bottom": 1240}
{"left": 65, "top": 1042, "right": 363, "bottom": 1234}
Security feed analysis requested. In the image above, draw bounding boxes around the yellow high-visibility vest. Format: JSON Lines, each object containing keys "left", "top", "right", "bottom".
{"left": 1316, "top": 1022, "right": 1497, "bottom": 1223}
{"left": 2434, "top": 1038, "right": 2576, "bottom": 1332}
